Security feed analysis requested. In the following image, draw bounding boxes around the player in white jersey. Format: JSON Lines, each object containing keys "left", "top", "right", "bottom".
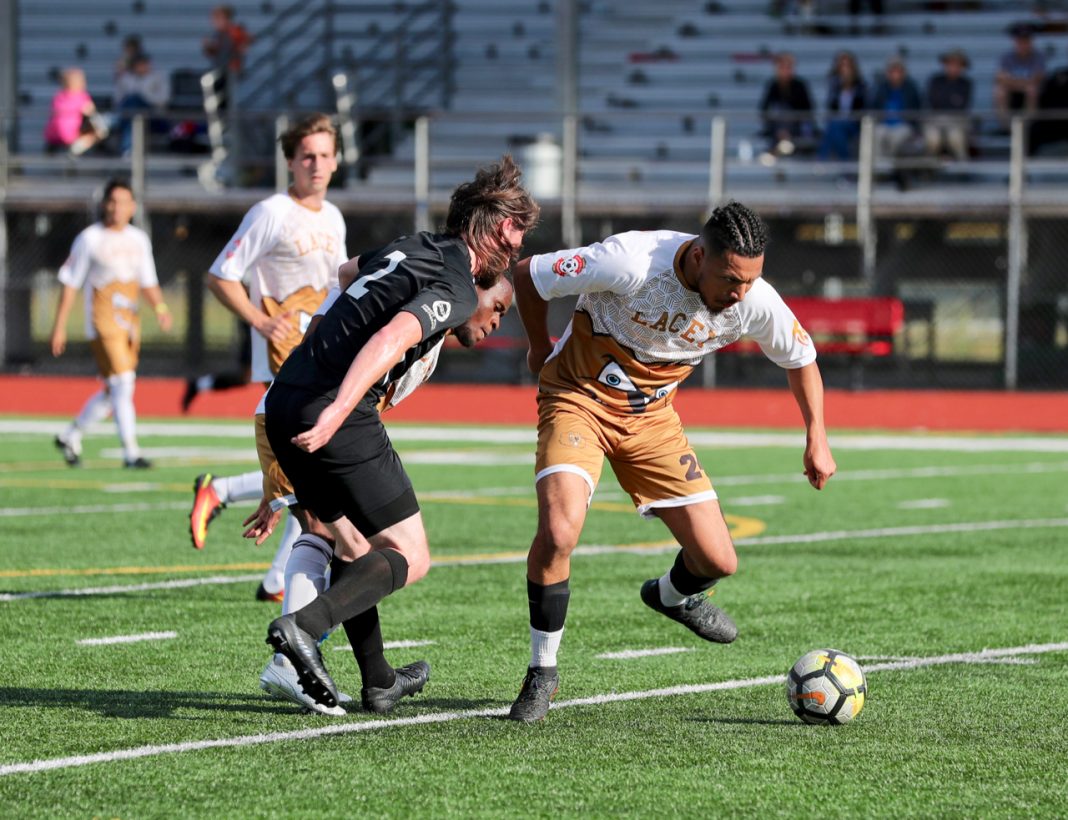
{"left": 187, "top": 113, "right": 347, "bottom": 610}
{"left": 50, "top": 179, "right": 172, "bottom": 468}
{"left": 507, "top": 201, "right": 838, "bottom": 722}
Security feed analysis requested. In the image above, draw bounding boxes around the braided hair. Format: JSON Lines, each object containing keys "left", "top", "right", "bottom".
{"left": 701, "top": 201, "right": 768, "bottom": 259}
{"left": 444, "top": 155, "right": 540, "bottom": 287}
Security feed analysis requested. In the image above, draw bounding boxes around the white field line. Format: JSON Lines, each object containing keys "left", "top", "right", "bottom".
{"left": 333, "top": 639, "right": 436, "bottom": 652}
{"left": 2, "top": 641, "right": 1065, "bottom": 778}
{"left": 597, "top": 647, "right": 693, "bottom": 660}
{"left": 0, "top": 575, "right": 263, "bottom": 602}
{"left": 0, "top": 501, "right": 190, "bottom": 518}
{"left": 3, "top": 517, "right": 1067, "bottom": 602}
{"left": 5, "top": 419, "right": 1068, "bottom": 452}
{"left": 76, "top": 631, "right": 177, "bottom": 646}
{"left": 896, "top": 499, "right": 951, "bottom": 510}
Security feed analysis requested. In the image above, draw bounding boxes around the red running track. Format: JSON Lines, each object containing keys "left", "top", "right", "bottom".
{"left": 1, "top": 375, "right": 1065, "bottom": 432}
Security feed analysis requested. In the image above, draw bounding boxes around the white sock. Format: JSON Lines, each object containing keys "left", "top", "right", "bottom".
{"left": 213, "top": 470, "right": 263, "bottom": 504}
{"left": 108, "top": 371, "right": 139, "bottom": 460}
{"left": 262, "top": 512, "right": 301, "bottom": 594}
{"left": 282, "top": 534, "right": 333, "bottom": 615}
{"left": 196, "top": 374, "right": 215, "bottom": 391}
{"left": 530, "top": 626, "right": 564, "bottom": 668}
{"left": 68, "top": 388, "right": 112, "bottom": 447}
{"left": 658, "top": 573, "right": 689, "bottom": 607}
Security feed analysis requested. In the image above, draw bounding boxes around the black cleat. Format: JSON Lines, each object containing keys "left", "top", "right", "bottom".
{"left": 266, "top": 615, "right": 339, "bottom": 709}
{"left": 361, "top": 660, "right": 431, "bottom": 714}
{"left": 123, "top": 456, "right": 152, "bottom": 469}
{"left": 507, "top": 666, "right": 559, "bottom": 723}
{"left": 255, "top": 582, "right": 284, "bottom": 603}
{"left": 181, "top": 378, "right": 199, "bottom": 413}
{"left": 54, "top": 435, "right": 81, "bottom": 467}
{"left": 640, "top": 579, "right": 738, "bottom": 644}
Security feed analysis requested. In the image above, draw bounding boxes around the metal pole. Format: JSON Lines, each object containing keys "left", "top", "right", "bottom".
{"left": 561, "top": 113, "right": 579, "bottom": 248}
{"left": 707, "top": 115, "right": 726, "bottom": 217}
{"left": 856, "top": 114, "right": 876, "bottom": 283}
{"left": 414, "top": 116, "right": 430, "bottom": 234}
{"left": 274, "top": 114, "right": 289, "bottom": 192}
{"left": 1005, "top": 115, "right": 1026, "bottom": 390}
{"left": 556, "top": 0, "right": 578, "bottom": 117}
{"left": 131, "top": 115, "right": 147, "bottom": 230}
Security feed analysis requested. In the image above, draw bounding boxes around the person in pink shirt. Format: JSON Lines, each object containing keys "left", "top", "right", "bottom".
{"left": 43, "top": 68, "right": 107, "bottom": 155}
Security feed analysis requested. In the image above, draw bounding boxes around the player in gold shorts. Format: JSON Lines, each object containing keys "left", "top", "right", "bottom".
{"left": 507, "top": 201, "right": 838, "bottom": 722}
{"left": 50, "top": 179, "right": 172, "bottom": 468}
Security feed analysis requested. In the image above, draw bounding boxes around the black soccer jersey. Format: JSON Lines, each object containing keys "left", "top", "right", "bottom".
{"left": 274, "top": 232, "right": 477, "bottom": 403}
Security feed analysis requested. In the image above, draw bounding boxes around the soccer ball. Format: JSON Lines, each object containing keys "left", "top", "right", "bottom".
{"left": 786, "top": 649, "right": 867, "bottom": 725}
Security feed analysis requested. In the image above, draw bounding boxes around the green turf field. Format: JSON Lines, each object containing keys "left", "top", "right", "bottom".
{"left": 1, "top": 417, "right": 1067, "bottom": 817}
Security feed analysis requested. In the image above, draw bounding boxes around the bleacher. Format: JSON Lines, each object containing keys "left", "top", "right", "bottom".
{"left": 8, "top": 0, "right": 1068, "bottom": 208}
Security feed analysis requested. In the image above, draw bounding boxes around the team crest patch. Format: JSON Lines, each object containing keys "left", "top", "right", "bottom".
{"left": 560, "top": 431, "right": 584, "bottom": 448}
{"left": 793, "top": 319, "right": 811, "bottom": 345}
{"left": 552, "top": 255, "right": 587, "bottom": 277}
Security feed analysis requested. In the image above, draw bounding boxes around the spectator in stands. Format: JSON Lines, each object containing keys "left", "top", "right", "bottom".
{"left": 759, "top": 52, "right": 817, "bottom": 158}
{"left": 1029, "top": 55, "right": 1068, "bottom": 156}
{"left": 114, "top": 34, "right": 144, "bottom": 82}
{"left": 818, "top": 51, "right": 867, "bottom": 161}
{"left": 871, "top": 56, "right": 922, "bottom": 158}
{"left": 43, "top": 68, "right": 108, "bottom": 156}
{"left": 115, "top": 52, "right": 169, "bottom": 155}
{"left": 994, "top": 23, "right": 1045, "bottom": 128}
{"left": 923, "top": 48, "right": 973, "bottom": 162}
{"left": 203, "top": 4, "right": 252, "bottom": 106}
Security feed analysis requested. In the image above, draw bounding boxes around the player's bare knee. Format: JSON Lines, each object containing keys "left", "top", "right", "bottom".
{"left": 688, "top": 544, "right": 738, "bottom": 580}
{"left": 534, "top": 517, "right": 581, "bottom": 560}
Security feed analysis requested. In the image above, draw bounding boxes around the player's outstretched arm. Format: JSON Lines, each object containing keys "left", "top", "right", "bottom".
{"left": 786, "top": 362, "right": 836, "bottom": 490}
{"left": 49, "top": 285, "right": 79, "bottom": 357}
{"left": 291, "top": 310, "right": 424, "bottom": 453}
{"left": 513, "top": 257, "right": 553, "bottom": 374}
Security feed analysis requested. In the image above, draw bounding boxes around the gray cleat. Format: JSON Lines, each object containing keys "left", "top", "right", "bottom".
{"left": 507, "top": 666, "right": 559, "bottom": 723}
{"left": 640, "top": 579, "right": 738, "bottom": 644}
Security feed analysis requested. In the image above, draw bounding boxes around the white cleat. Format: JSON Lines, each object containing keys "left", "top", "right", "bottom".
{"left": 259, "top": 655, "right": 350, "bottom": 716}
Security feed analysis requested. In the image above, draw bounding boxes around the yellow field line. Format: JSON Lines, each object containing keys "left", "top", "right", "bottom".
{"left": 0, "top": 513, "right": 764, "bottom": 579}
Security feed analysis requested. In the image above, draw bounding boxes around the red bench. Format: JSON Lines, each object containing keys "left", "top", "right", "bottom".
{"left": 724, "top": 296, "right": 905, "bottom": 389}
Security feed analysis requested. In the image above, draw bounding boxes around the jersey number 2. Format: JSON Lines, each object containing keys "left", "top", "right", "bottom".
{"left": 346, "top": 250, "right": 407, "bottom": 299}
{"left": 679, "top": 453, "right": 703, "bottom": 481}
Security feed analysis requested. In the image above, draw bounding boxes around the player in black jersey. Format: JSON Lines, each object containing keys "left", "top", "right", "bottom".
{"left": 264, "top": 156, "right": 539, "bottom": 712}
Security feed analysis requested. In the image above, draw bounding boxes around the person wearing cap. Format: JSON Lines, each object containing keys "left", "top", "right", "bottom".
{"left": 995, "top": 24, "right": 1045, "bottom": 125}
{"left": 924, "top": 48, "right": 973, "bottom": 161}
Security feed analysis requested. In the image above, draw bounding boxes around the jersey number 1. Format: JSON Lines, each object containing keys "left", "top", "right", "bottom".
{"left": 346, "top": 250, "right": 407, "bottom": 299}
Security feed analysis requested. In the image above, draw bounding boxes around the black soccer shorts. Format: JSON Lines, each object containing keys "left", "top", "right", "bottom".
{"left": 265, "top": 385, "right": 419, "bottom": 536}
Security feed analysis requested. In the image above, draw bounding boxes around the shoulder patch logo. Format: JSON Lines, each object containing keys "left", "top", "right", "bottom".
{"left": 793, "top": 319, "right": 811, "bottom": 346}
{"left": 421, "top": 300, "right": 452, "bottom": 331}
{"left": 552, "top": 254, "right": 587, "bottom": 277}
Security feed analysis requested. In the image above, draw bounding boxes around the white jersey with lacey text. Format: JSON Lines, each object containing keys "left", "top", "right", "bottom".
{"left": 529, "top": 230, "right": 815, "bottom": 414}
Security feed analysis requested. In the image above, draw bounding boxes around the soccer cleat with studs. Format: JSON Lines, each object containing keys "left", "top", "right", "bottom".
{"left": 640, "top": 579, "right": 738, "bottom": 644}
{"left": 507, "top": 666, "right": 559, "bottom": 723}
{"left": 266, "top": 615, "right": 339, "bottom": 709}
{"left": 54, "top": 435, "right": 81, "bottom": 467}
{"left": 259, "top": 654, "right": 346, "bottom": 717}
{"left": 255, "top": 582, "right": 285, "bottom": 603}
{"left": 123, "top": 456, "right": 152, "bottom": 469}
{"left": 361, "top": 660, "right": 431, "bottom": 714}
{"left": 189, "top": 472, "right": 224, "bottom": 549}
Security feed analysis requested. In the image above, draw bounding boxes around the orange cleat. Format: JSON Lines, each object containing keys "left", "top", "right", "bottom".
{"left": 189, "top": 473, "right": 225, "bottom": 549}
{"left": 256, "top": 582, "right": 285, "bottom": 603}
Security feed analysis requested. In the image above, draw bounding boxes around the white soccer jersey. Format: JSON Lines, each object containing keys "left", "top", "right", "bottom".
{"left": 58, "top": 223, "right": 158, "bottom": 340}
{"left": 209, "top": 192, "right": 347, "bottom": 382}
{"left": 529, "top": 230, "right": 815, "bottom": 414}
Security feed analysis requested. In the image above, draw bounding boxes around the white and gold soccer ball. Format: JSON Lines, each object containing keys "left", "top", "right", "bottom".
{"left": 786, "top": 649, "right": 867, "bottom": 725}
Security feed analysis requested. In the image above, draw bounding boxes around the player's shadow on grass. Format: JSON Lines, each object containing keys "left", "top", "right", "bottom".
{"left": 687, "top": 716, "right": 801, "bottom": 727}
{"left": 0, "top": 687, "right": 296, "bottom": 719}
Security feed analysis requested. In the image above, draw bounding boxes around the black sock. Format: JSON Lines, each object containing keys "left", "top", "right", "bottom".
{"left": 527, "top": 578, "right": 570, "bottom": 633}
{"left": 294, "top": 548, "right": 409, "bottom": 639}
{"left": 342, "top": 606, "right": 395, "bottom": 691}
{"left": 668, "top": 549, "right": 718, "bottom": 596}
